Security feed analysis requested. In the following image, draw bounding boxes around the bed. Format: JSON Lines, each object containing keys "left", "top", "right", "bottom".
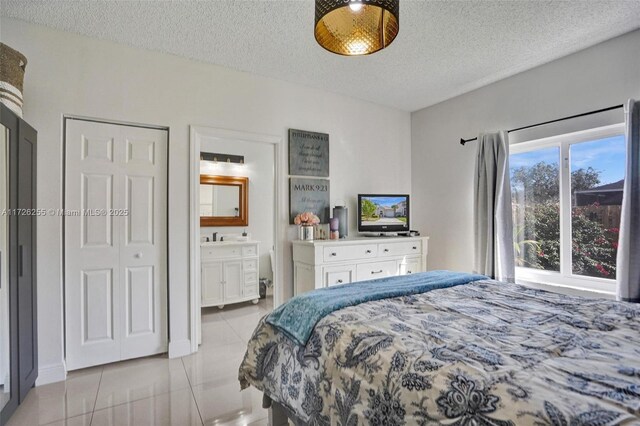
{"left": 238, "top": 271, "right": 640, "bottom": 425}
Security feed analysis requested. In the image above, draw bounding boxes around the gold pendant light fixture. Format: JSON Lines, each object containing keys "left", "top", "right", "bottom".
{"left": 314, "top": 0, "right": 399, "bottom": 56}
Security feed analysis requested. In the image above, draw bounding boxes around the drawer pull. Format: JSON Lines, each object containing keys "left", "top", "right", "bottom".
{"left": 371, "top": 270, "right": 383, "bottom": 274}
{"left": 337, "top": 279, "right": 343, "bottom": 284}
{"left": 407, "top": 270, "right": 412, "bottom": 274}
{"left": 365, "top": 249, "right": 372, "bottom": 254}
{"left": 331, "top": 252, "right": 337, "bottom": 256}
{"left": 383, "top": 249, "right": 389, "bottom": 253}
{"left": 412, "top": 246, "right": 417, "bottom": 250}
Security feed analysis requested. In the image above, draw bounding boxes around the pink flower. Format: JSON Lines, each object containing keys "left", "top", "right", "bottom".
{"left": 595, "top": 264, "right": 610, "bottom": 277}
{"left": 294, "top": 212, "right": 321, "bottom": 225}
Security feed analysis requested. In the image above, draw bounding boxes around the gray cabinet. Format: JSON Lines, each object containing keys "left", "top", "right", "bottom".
{"left": 0, "top": 104, "right": 38, "bottom": 426}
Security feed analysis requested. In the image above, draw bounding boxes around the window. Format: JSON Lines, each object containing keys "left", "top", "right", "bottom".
{"left": 509, "top": 124, "right": 625, "bottom": 292}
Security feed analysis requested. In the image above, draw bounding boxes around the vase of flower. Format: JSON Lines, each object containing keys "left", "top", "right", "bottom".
{"left": 294, "top": 212, "right": 320, "bottom": 241}
{"left": 299, "top": 224, "right": 314, "bottom": 241}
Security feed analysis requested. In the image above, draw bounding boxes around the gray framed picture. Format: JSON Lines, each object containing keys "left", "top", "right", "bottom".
{"left": 289, "top": 129, "right": 329, "bottom": 177}
{"left": 289, "top": 177, "right": 330, "bottom": 224}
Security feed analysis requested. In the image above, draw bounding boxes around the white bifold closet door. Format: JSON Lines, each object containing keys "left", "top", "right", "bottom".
{"left": 65, "top": 119, "right": 167, "bottom": 370}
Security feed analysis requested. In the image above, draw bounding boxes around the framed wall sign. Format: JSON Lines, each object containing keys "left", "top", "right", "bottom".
{"left": 289, "top": 129, "right": 329, "bottom": 177}
{"left": 289, "top": 177, "right": 330, "bottom": 223}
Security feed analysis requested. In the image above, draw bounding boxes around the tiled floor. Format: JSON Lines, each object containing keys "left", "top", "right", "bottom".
{"left": 7, "top": 297, "right": 273, "bottom": 426}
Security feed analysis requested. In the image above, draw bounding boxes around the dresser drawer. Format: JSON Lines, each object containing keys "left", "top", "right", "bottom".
{"left": 399, "top": 257, "right": 421, "bottom": 275}
{"left": 356, "top": 261, "right": 398, "bottom": 281}
{"left": 242, "top": 245, "right": 258, "bottom": 257}
{"left": 379, "top": 241, "right": 421, "bottom": 257}
{"left": 201, "top": 245, "right": 241, "bottom": 260}
{"left": 323, "top": 244, "right": 378, "bottom": 263}
{"left": 243, "top": 258, "right": 258, "bottom": 272}
{"left": 323, "top": 265, "right": 356, "bottom": 287}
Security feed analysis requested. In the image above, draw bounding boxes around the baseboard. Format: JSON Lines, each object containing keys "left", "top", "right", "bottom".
{"left": 36, "top": 362, "right": 67, "bottom": 386}
{"left": 168, "top": 339, "right": 192, "bottom": 358}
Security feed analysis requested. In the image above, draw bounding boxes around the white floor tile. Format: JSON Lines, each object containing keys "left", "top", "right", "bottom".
{"left": 219, "top": 303, "right": 270, "bottom": 343}
{"left": 191, "top": 379, "right": 267, "bottom": 426}
{"left": 42, "top": 413, "right": 93, "bottom": 426}
{"left": 200, "top": 308, "right": 226, "bottom": 325}
{"left": 218, "top": 303, "right": 269, "bottom": 322}
{"left": 6, "top": 368, "right": 101, "bottom": 425}
{"left": 94, "top": 356, "right": 190, "bottom": 410}
{"left": 7, "top": 301, "right": 273, "bottom": 426}
{"left": 182, "top": 342, "right": 247, "bottom": 387}
{"left": 199, "top": 321, "right": 245, "bottom": 348}
{"left": 91, "top": 389, "right": 202, "bottom": 426}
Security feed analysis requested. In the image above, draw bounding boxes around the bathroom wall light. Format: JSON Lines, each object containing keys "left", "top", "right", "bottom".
{"left": 200, "top": 152, "right": 245, "bottom": 165}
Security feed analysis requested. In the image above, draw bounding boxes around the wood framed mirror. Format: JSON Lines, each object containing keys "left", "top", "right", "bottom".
{"left": 200, "top": 175, "right": 249, "bottom": 227}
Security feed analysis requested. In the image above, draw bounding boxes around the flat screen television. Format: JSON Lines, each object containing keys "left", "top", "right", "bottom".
{"left": 358, "top": 194, "right": 410, "bottom": 234}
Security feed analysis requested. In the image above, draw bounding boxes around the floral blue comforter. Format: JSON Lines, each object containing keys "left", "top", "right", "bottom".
{"left": 238, "top": 280, "right": 640, "bottom": 425}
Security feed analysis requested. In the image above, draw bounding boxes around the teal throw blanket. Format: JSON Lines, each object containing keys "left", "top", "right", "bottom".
{"left": 266, "top": 270, "right": 487, "bottom": 345}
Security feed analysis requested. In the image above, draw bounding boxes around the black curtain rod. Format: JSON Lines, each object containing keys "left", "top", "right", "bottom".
{"left": 459, "top": 104, "right": 624, "bottom": 146}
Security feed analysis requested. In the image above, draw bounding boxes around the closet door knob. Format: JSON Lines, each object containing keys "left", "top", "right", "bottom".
{"left": 135, "top": 252, "right": 143, "bottom": 259}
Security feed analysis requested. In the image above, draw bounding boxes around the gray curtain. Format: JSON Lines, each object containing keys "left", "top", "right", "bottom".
{"left": 474, "top": 131, "right": 515, "bottom": 282}
{"left": 617, "top": 99, "right": 640, "bottom": 302}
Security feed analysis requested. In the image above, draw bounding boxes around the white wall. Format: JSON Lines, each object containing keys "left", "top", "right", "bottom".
{"left": 199, "top": 138, "right": 275, "bottom": 281}
{"left": 0, "top": 18, "right": 411, "bottom": 384}
{"left": 411, "top": 29, "right": 640, "bottom": 273}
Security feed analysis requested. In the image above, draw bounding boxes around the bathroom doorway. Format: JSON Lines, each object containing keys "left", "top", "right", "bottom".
{"left": 188, "top": 127, "right": 283, "bottom": 352}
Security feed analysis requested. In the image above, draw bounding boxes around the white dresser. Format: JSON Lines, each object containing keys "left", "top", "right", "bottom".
{"left": 292, "top": 236, "right": 428, "bottom": 295}
{"left": 201, "top": 241, "right": 260, "bottom": 308}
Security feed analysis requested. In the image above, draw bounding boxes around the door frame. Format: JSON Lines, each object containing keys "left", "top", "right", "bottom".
{"left": 189, "top": 126, "right": 284, "bottom": 353}
{"left": 62, "top": 115, "right": 170, "bottom": 367}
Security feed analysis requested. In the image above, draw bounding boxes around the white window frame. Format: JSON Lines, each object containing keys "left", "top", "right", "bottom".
{"left": 510, "top": 123, "right": 624, "bottom": 295}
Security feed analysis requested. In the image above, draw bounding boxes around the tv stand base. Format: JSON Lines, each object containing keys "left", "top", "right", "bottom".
{"left": 361, "top": 232, "right": 400, "bottom": 237}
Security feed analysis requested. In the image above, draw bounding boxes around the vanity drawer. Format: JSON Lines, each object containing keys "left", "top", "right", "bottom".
{"left": 323, "top": 265, "right": 356, "bottom": 287}
{"left": 356, "top": 261, "right": 398, "bottom": 281}
{"left": 243, "top": 259, "right": 258, "bottom": 271}
{"left": 323, "top": 244, "right": 378, "bottom": 262}
{"left": 244, "top": 283, "right": 259, "bottom": 297}
{"left": 201, "top": 245, "right": 241, "bottom": 260}
{"left": 242, "top": 245, "right": 258, "bottom": 257}
{"left": 245, "top": 271, "right": 258, "bottom": 284}
{"left": 379, "top": 241, "right": 421, "bottom": 257}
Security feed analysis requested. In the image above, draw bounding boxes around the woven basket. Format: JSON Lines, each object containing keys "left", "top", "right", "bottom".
{"left": 0, "top": 43, "right": 27, "bottom": 117}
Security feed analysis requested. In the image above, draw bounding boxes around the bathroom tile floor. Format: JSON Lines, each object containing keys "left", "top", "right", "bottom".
{"left": 7, "top": 297, "right": 273, "bottom": 426}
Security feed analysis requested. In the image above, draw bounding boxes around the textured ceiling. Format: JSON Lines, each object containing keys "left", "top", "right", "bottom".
{"left": 2, "top": 1, "right": 640, "bottom": 112}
